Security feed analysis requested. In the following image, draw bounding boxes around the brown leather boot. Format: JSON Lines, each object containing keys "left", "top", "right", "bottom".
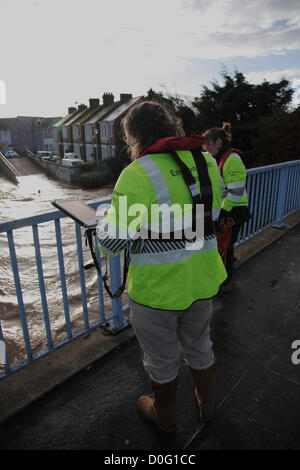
{"left": 188, "top": 361, "right": 216, "bottom": 422}
{"left": 137, "top": 377, "right": 178, "bottom": 432}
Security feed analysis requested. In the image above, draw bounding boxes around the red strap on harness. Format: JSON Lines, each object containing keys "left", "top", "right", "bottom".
{"left": 218, "top": 147, "right": 243, "bottom": 175}
{"left": 216, "top": 223, "right": 232, "bottom": 257}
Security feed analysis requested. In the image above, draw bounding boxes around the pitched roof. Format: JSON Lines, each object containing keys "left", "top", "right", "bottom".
{"left": 62, "top": 108, "right": 88, "bottom": 127}
{"left": 11, "top": 116, "right": 62, "bottom": 129}
{"left": 42, "top": 117, "right": 62, "bottom": 128}
{"left": 102, "top": 96, "right": 141, "bottom": 122}
{"left": 53, "top": 111, "right": 79, "bottom": 128}
{"left": 72, "top": 105, "right": 102, "bottom": 125}
{"left": 83, "top": 102, "right": 120, "bottom": 125}
{"left": 0, "top": 118, "right": 15, "bottom": 130}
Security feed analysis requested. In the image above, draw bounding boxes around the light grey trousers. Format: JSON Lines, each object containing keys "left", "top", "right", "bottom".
{"left": 130, "top": 299, "right": 215, "bottom": 384}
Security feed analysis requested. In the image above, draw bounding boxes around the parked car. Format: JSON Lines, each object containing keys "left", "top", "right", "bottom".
{"left": 37, "top": 150, "right": 53, "bottom": 161}
{"left": 63, "top": 152, "right": 82, "bottom": 160}
{"left": 5, "top": 150, "right": 20, "bottom": 158}
{"left": 50, "top": 155, "right": 61, "bottom": 163}
{"left": 61, "top": 152, "right": 84, "bottom": 168}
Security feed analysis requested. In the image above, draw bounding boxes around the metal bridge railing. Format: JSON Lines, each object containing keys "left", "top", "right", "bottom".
{"left": 0, "top": 160, "right": 300, "bottom": 380}
{"left": 237, "top": 160, "right": 300, "bottom": 245}
{"left": 0, "top": 198, "right": 130, "bottom": 380}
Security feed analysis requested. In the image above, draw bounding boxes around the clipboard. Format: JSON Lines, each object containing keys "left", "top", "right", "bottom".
{"left": 51, "top": 198, "right": 128, "bottom": 299}
{"left": 51, "top": 199, "right": 99, "bottom": 228}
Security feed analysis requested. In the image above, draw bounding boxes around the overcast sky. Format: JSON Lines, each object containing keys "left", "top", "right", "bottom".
{"left": 0, "top": 0, "right": 300, "bottom": 118}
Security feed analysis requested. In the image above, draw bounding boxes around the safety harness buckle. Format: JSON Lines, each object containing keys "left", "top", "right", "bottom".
{"left": 189, "top": 183, "right": 200, "bottom": 197}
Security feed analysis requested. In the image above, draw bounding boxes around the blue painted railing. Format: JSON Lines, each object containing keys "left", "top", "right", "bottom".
{"left": 237, "top": 160, "right": 300, "bottom": 244}
{"left": 0, "top": 198, "right": 131, "bottom": 380}
{"left": 0, "top": 160, "right": 300, "bottom": 380}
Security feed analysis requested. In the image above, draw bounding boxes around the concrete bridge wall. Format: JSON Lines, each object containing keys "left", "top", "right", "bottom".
{"left": 26, "top": 152, "right": 82, "bottom": 183}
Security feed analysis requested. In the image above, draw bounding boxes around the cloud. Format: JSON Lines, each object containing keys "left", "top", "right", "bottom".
{"left": 1, "top": 0, "right": 300, "bottom": 116}
{"left": 179, "top": 0, "right": 300, "bottom": 59}
{"left": 245, "top": 69, "right": 300, "bottom": 106}
{"left": 293, "top": 80, "right": 300, "bottom": 105}
{"left": 196, "top": 26, "right": 300, "bottom": 60}
{"left": 245, "top": 68, "right": 300, "bottom": 84}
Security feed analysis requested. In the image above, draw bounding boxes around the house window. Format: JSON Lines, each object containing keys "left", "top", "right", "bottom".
{"left": 102, "top": 123, "right": 109, "bottom": 139}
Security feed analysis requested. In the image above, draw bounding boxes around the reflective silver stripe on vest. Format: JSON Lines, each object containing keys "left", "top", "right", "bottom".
{"left": 138, "top": 153, "right": 220, "bottom": 222}
{"left": 138, "top": 154, "right": 171, "bottom": 205}
{"left": 227, "top": 182, "right": 245, "bottom": 190}
{"left": 131, "top": 236, "right": 217, "bottom": 266}
{"left": 227, "top": 189, "right": 247, "bottom": 202}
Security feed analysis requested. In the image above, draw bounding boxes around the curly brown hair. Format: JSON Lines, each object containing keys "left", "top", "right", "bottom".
{"left": 202, "top": 122, "right": 232, "bottom": 145}
{"left": 121, "top": 100, "right": 184, "bottom": 160}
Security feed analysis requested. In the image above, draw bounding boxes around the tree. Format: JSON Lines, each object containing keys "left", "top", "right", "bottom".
{"left": 193, "top": 71, "right": 294, "bottom": 130}
{"left": 251, "top": 107, "right": 300, "bottom": 166}
{"left": 144, "top": 88, "right": 198, "bottom": 135}
{"left": 191, "top": 70, "right": 296, "bottom": 167}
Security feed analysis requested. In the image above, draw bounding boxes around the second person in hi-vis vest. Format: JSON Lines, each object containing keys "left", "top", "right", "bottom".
{"left": 203, "top": 123, "right": 250, "bottom": 291}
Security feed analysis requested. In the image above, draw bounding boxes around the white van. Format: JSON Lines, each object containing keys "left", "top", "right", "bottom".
{"left": 61, "top": 152, "right": 84, "bottom": 167}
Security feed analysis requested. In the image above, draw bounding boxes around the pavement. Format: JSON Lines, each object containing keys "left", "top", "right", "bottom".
{"left": 0, "top": 214, "right": 300, "bottom": 451}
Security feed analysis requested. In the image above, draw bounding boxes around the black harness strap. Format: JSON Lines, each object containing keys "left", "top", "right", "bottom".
{"left": 169, "top": 151, "right": 201, "bottom": 234}
{"left": 85, "top": 228, "right": 129, "bottom": 299}
{"left": 191, "top": 149, "right": 215, "bottom": 237}
{"left": 169, "top": 150, "right": 215, "bottom": 237}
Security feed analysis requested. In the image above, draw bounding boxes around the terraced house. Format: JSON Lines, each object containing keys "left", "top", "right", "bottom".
{"left": 99, "top": 94, "right": 141, "bottom": 159}
{"left": 0, "top": 118, "right": 14, "bottom": 154}
{"left": 52, "top": 107, "right": 78, "bottom": 157}
{"left": 53, "top": 92, "right": 141, "bottom": 162}
{"left": 83, "top": 93, "right": 117, "bottom": 161}
{"left": 60, "top": 104, "right": 88, "bottom": 157}
{"left": 72, "top": 99, "right": 102, "bottom": 161}
{"left": 0, "top": 116, "right": 61, "bottom": 154}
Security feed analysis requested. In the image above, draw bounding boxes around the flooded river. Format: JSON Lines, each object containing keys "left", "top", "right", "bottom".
{"left": 0, "top": 169, "right": 114, "bottom": 367}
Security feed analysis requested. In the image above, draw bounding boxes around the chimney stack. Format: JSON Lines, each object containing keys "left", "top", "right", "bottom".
{"left": 68, "top": 106, "right": 76, "bottom": 114}
{"left": 78, "top": 103, "right": 87, "bottom": 111}
{"left": 102, "top": 92, "right": 114, "bottom": 106}
{"left": 89, "top": 98, "right": 100, "bottom": 109}
{"left": 120, "top": 93, "right": 132, "bottom": 103}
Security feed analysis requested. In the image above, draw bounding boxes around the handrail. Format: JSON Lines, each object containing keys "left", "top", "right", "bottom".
{"left": 246, "top": 159, "right": 300, "bottom": 175}
{"left": 0, "top": 197, "right": 130, "bottom": 380}
{"left": 0, "top": 151, "right": 20, "bottom": 184}
{"left": 0, "top": 198, "right": 111, "bottom": 233}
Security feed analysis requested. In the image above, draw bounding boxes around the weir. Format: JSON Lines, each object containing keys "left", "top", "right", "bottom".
{"left": 0, "top": 159, "right": 300, "bottom": 383}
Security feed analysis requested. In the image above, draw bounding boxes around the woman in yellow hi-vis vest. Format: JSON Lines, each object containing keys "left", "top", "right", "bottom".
{"left": 97, "top": 101, "right": 227, "bottom": 433}
{"left": 203, "top": 123, "right": 250, "bottom": 292}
